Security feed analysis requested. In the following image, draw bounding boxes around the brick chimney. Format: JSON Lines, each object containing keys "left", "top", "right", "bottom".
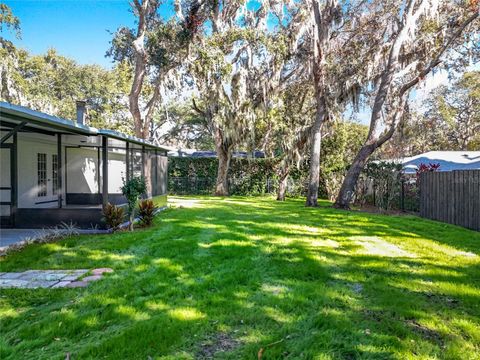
{"left": 76, "top": 100, "right": 87, "bottom": 125}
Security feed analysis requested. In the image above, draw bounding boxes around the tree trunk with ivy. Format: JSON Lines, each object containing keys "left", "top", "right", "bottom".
{"left": 276, "top": 164, "right": 290, "bottom": 201}
{"left": 214, "top": 127, "right": 232, "bottom": 196}
{"left": 305, "top": 98, "right": 325, "bottom": 206}
{"left": 335, "top": 143, "right": 376, "bottom": 208}
{"left": 305, "top": 0, "right": 338, "bottom": 207}
{"left": 215, "top": 150, "right": 231, "bottom": 196}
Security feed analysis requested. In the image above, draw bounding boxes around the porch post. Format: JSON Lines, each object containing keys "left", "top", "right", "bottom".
{"left": 97, "top": 146, "right": 101, "bottom": 196}
{"left": 141, "top": 145, "right": 145, "bottom": 179}
{"left": 57, "top": 133, "right": 63, "bottom": 208}
{"left": 102, "top": 136, "right": 108, "bottom": 208}
{"left": 11, "top": 133, "right": 18, "bottom": 226}
{"left": 126, "top": 141, "right": 130, "bottom": 182}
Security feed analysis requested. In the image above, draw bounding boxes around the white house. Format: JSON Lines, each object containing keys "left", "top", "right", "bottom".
{"left": 397, "top": 151, "right": 480, "bottom": 174}
{"left": 0, "top": 101, "right": 168, "bottom": 229}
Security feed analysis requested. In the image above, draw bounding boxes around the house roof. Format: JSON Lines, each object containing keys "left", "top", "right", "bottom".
{"left": 395, "top": 151, "right": 480, "bottom": 173}
{"left": 0, "top": 101, "right": 169, "bottom": 151}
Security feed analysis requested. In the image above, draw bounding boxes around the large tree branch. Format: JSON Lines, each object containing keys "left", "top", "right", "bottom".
{"left": 191, "top": 97, "right": 206, "bottom": 117}
{"left": 374, "top": 11, "right": 479, "bottom": 149}
{"left": 231, "top": 43, "right": 249, "bottom": 64}
{"left": 366, "top": 0, "right": 431, "bottom": 140}
{"left": 129, "top": 0, "right": 151, "bottom": 137}
{"left": 399, "top": 12, "right": 479, "bottom": 96}
{"left": 376, "top": 96, "right": 408, "bottom": 147}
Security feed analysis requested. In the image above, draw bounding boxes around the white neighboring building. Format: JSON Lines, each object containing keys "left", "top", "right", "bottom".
{"left": 395, "top": 151, "right": 480, "bottom": 174}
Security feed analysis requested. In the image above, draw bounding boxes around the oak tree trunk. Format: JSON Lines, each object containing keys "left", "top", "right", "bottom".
{"left": 334, "top": 143, "right": 376, "bottom": 209}
{"left": 276, "top": 165, "right": 290, "bottom": 201}
{"left": 213, "top": 126, "right": 232, "bottom": 196}
{"left": 305, "top": 99, "right": 325, "bottom": 207}
{"left": 306, "top": 0, "right": 332, "bottom": 207}
{"left": 215, "top": 144, "right": 231, "bottom": 196}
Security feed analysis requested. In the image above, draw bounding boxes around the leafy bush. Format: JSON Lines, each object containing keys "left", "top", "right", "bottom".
{"left": 168, "top": 157, "right": 278, "bottom": 195}
{"left": 357, "top": 161, "right": 404, "bottom": 210}
{"left": 121, "top": 176, "right": 147, "bottom": 231}
{"left": 416, "top": 162, "right": 440, "bottom": 179}
{"left": 169, "top": 157, "right": 344, "bottom": 198}
{"left": 138, "top": 199, "right": 158, "bottom": 227}
{"left": 102, "top": 203, "right": 125, "bottom": 231}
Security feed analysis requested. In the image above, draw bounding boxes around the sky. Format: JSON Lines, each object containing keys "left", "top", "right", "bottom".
{"left": 3, "top": 0, "right": 172, "bottom": 68}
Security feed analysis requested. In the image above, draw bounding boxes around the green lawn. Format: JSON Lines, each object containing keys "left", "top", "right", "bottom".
{"left": 1, "top": 196, "right": 479, "bottom": 359}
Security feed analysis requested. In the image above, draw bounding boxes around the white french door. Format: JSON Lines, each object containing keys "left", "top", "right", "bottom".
{"left": 34, "top": 151, "right": 59, "bottom": 206}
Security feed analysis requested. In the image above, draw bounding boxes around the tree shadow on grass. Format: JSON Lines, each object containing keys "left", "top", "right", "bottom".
{"left": 0, "top": 197, "right": 479, "bottom": 359}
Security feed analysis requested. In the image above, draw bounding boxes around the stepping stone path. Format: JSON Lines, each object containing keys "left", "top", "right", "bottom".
{"left": 0, "top": 268, "right": 113, "bottom": 289}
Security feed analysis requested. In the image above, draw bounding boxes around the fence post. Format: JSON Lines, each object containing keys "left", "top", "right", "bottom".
{"left": 372, "top": 180, "right": 376, "bottom": 207}
{"left": 401, "top": 179, "right": 405, "bottom": 212}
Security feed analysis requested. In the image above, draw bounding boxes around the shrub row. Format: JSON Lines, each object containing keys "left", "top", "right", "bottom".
{"left": 168, "top": 157, "right": 333, "bottom": 197}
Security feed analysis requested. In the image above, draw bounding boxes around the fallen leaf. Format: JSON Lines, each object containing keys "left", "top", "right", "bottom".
{"left": 258, "top": 338, "right": 285, "bottom": 359}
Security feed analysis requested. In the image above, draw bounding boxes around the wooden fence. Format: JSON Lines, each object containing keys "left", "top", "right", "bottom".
{"left": 420, "top": 170, "right": 480, "bottom": 231}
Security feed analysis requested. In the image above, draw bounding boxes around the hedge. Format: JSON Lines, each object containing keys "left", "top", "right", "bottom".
{"left": 168, "top": 157, "right": 277, "bottom": 195}
{"left": 168, "top": 157, "right": 330, "bottom": 197}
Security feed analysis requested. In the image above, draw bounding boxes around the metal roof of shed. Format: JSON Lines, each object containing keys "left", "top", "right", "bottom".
{"left": 0, "top": 101, "right": 169, "bottom": 151}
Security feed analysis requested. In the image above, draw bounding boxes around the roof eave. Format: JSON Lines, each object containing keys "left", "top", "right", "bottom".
{"left": 1, "top": 102, "right": 95, "bottom": 136}
{"left": 1, "top": 102, "right": 169, "bottom": 152}
{"left": 98, "top": 129, "right": 169, "bottom": 151}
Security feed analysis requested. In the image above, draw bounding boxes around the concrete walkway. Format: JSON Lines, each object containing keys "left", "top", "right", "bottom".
{"left": 0, "top": 228, "right": 110, "bottom": 252}
{"left": 0, "top": 229, "right": 41, "bottom": 248}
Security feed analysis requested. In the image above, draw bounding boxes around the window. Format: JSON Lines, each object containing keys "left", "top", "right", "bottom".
{"left": 52, "top": 154, "right": 58, "bottom": 195}
{"left": 37, "top": 153, "right": 47, "bottom": 197}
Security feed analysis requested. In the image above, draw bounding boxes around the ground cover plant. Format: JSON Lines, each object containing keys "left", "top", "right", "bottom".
{"left": 1, "top": 196, "right": 479, "bottom": 359}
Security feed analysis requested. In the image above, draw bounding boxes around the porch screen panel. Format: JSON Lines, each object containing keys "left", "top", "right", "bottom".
{"left": 66, "top": 147, "right": 99, "bottom": 194}
{"left": 150, "top": 150, "right": 157, "bottom": 196}
{"left": 0, "top": 148, "right": 11, "bottom": 216}
{"left": 107, "top": 148, "right": 127, "bottom": 193}
{"left": 130, "top": 149, "right": 143, "bottom": 178}
{"left": 155, "top": 155, "right": 167, "bottom": 195}
{"left": 0, "top": 205, "right": 9, "bottom": 216}
{"left": 145, "top": 149, "right": 155, "bottom": 197}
